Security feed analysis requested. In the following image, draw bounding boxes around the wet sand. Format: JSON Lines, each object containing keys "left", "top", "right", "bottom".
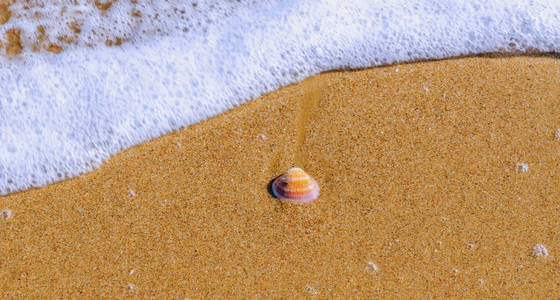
{"left": 1, "top": 57, "right": 559, "bottom": 298}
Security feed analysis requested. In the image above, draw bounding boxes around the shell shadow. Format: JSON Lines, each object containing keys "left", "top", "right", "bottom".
{"left": 267, "top": 175, "right": 280, "bottom": 199}
{"left": 268, "top": 175, "right": 289, "bottom": 211}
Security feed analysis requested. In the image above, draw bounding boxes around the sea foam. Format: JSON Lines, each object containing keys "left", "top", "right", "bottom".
{"left": 0, "top": 0, "right": 559, "bottom": 194}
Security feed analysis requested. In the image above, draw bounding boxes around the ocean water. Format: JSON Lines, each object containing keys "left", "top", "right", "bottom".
{"left": 0, "top": 0, "right": 559, "bottom": 195}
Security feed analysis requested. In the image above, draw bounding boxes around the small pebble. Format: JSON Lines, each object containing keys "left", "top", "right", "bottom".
{"left": 305, "top": 285, "right": 318, "bottom": 295}
{"left": 128, "top": 189, "right": 136, "bottom": 196}
{"left": 1, "top": 209, "right": 12, "bottom": 219}
{"left": 555, "top": 129, "right": 560, "bottom": 139}
{"left": 366, "top": 262, "right": 378, "bottom": 272}
{"left": 532, "top": 244, "right": 548, "bottom": 257}
{"left": 516, "top": 163, "right": 529, "bottom": 173}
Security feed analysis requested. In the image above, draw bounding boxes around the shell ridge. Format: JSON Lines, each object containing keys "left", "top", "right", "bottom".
{"left": 271, "top": 168, "right": 319, "bottom": 203}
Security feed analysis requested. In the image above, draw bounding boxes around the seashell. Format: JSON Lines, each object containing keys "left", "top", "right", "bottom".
{"left": 272, "top": 167, "right": 319, "bottom": 202}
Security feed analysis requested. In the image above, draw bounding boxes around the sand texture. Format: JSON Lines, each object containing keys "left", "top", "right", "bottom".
{"left": 1, "top": 57, "right": 559, "bottom": 298}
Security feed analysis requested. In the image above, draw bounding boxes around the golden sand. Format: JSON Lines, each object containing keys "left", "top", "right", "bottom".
{"left": 1, "top": 57, "right": 559, "bottom": 298}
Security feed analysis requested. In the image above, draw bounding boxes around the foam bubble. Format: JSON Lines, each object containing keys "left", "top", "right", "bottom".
{"left": 1, "top": 0, "right": 560, "bottom": 194}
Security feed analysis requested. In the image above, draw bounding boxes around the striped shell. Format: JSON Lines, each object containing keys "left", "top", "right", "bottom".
{"left": 272, "top": 168, "right": 319, "bottom": 202}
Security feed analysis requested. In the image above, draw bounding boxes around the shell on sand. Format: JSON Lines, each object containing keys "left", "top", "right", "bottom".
{"left": 272, "top": 168, "right": 319, "bottom": 202}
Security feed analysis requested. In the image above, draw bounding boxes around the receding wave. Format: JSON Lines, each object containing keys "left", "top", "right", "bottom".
{"left": 0, "top": 0, "right": 559, "bottom": 194}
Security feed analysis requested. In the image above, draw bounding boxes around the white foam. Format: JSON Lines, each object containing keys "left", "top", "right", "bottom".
{"left": 1, "top": 0, "right": 560, "bottom": 194}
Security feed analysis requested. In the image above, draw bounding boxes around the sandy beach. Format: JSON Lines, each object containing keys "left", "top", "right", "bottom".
{"left": 1, "top": 56, "right": 559, "bottom": 298}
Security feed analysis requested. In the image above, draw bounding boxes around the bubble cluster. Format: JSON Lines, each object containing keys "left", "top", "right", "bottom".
{"left": 0, "top": 0, "right": 559, "bottom": 194}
